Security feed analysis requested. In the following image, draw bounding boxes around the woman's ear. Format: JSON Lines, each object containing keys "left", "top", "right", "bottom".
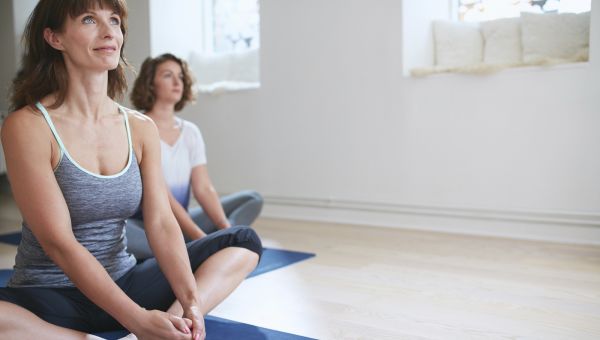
{"left": 43, "top": 28, "right": 64, "bottom": 51}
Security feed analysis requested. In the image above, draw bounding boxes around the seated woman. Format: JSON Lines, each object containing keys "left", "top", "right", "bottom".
{"left": 0, "top": 0, "right": 261, "bottom": 339}
{"left": 126, "top": 53, "right": 263, "bottom": 260}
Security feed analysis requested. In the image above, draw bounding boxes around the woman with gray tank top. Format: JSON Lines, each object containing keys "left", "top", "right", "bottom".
{"left": 0, "top": 1, "right": 262, "bottom": 339}
{"left": 125, "top": 53, "right": 264, "bottom": 260}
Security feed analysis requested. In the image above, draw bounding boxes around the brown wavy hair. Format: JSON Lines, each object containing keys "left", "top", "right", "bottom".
{"left": 130, "top": 53, "right": 195, "bottom": 112}
{"left": 10, "top": 0, "right": 129, "bottom": 111}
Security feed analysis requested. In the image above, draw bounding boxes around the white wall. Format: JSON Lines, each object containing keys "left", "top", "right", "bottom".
{"left": 174, "top": 0, "right": 600, "bottom": 244}
{"left": 0, "top": 0, "right": 14, "bottom": 175}
{"left": 12, "top": 0, "right": 38, "bottom": 63}
{"left": 0, "top": 0, "right": 37, "bottom": 175}
{"left": 0, "top": 0, "right": 17, "bottom": 114}
{"left": 122, "top": 0, "right": 152, "bottom": 107}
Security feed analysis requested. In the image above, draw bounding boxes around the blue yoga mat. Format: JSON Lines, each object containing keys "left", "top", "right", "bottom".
{"left": 0, "top": 232, "right": 21, "bottom": 245}
{"left": 0, "top": 274, "right": 313, "bottom": 340}
{"left": 0, "top": 232, "right": 316, "bottom": 339}
{"left": 250, "top": 248, "right": 314, "bottom": 278}
{"left": 0, "top": 269, "right": 11, "bottom": 287}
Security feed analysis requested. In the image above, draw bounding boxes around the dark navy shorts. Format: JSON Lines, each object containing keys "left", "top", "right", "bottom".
{"left": 0, "top": 226, "right": 262, "bottom": 333}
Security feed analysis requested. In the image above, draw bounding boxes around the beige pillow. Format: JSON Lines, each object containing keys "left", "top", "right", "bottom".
{"left": 521, "top": 11, "right": 590, "bottom": 62}
{"left": 433, "top": 20, "right": 483, "bottom": 67}
{"left": 481, "top": 17, "right": 522, "bottom": 65}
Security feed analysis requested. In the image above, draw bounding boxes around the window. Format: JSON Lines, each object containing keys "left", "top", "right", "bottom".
{"left": 403, "top": 0, "right": 592, "bottom": 77}
{"left": 212, "top": 0, "right": 260, "bottom": 54}
{"left": 192, "top": 0, "right": 260, "bottom": 93}
{"left": 456, "top": 0, "right": 591, "bottom": 22}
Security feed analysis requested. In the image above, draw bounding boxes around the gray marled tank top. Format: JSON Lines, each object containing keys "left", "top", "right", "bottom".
{"left": 8, "top": 102, "right": 141, "bottom": 288}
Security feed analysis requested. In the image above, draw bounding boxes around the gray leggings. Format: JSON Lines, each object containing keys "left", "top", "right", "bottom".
{"left": 126, "top": 190, "right": 263, "bottom": 260}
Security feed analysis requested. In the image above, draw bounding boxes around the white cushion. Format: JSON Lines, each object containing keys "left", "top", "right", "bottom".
{"left": 480, "top": 17, "right": 522, "bottom": 64}
{"left": 433, "top": 20, "right": 483, "bottom": 67}
{"left": 521, "top": 11, "right": 590, "bottom": 62}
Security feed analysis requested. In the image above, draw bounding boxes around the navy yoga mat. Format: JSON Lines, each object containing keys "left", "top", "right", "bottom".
{"left": 0, "top": 258, "right": 316, "bottom": 340}
{"left": 0, "top": 269, "right": 11, "bottom": 287}
{"left": 0, "top": 232, "right": 316, "bottom": 339}
{"left": 0, "top": 231, "right": 21, "bottom": 246}
{"left": 250, "top": 247, "right": 315, "bottom": 278}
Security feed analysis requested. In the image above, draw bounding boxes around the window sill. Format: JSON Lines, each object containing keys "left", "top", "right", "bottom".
{"left": 408, "top": 60, "right": 590, "bottom": 79}
{"left": 195, "top": 81, "right": 260, "bottom": 95}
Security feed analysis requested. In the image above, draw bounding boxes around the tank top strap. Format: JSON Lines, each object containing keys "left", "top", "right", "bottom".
{"left": 118, "top": 105, "right": 134, "bottom": 157}
{"left": 35, "top": 102, "right": 67, "bottom": 155}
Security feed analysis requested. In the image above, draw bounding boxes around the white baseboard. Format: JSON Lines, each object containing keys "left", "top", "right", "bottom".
{"left": 261, "top": 195, "right": 600, "bottom": 246}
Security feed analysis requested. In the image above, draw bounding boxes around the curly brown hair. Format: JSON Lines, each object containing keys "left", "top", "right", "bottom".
{"left": 130, "top": 54, "right": 195, "bottom": 112}
{"left": 10, "top": 0, "right": 129, "bottom": 111}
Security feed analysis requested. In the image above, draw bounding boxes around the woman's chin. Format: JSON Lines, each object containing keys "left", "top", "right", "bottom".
{"left": 107, "top": 61, "right": 121, "bottom": 71}
{"left": 93, "top": 57, "right": 121, "bottom": 71}
{"left": 156, "top": 96, "right": 182, "bottom": 105}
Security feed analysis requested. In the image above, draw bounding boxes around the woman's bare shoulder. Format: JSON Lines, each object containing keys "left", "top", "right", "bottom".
{"left": 1, "top": 105, "right": 49, "bottom": 144}
{"left": 121, "top": 107, "right": 160, "bottom": 161}
{"left": 122, "top": 107, "right": 157, "bottom": 133}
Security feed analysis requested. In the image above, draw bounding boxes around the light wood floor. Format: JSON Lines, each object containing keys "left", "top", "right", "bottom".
{"left": 1, "top": 176, "right": 600, "bottom": 339}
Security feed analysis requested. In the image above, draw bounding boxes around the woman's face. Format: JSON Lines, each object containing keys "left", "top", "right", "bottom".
{"left": 52, "top": 7, "right": 123, "bottom": 73}
{"left": 152, "top": 60, "right": 184, "bottom": 105}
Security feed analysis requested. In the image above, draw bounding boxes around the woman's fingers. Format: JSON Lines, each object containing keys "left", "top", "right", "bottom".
{"left": 135, "top": 310, "right": 192, "bottom": 340}
{"left": 191, "top": 315, "right": 206, "bottom": 340}
{"left": 185, "top": 305, "right": 205, "bottom": 340}
{"left": 192, "top": 319, "right": 200, "bottom": 340}
{"left": 168, "top": 313, "right": 191, "bottom": 336}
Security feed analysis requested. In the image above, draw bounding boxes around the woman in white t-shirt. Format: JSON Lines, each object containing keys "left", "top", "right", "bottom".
{"left": 127, "top": 53, "right": 263, "bottom": 259}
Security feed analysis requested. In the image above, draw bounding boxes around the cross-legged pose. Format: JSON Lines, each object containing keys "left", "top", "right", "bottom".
{"left": 126, "top": 53, "right": 263, "bottom": 260}
{"left": 0, "top": 1, "right": 261, "bottom": 339}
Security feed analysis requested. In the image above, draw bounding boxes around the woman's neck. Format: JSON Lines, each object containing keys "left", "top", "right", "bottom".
{"left": 57, "top": 68, "right": 114, "bottom": 120}
{"left": 146, "top": 101, "right": 177, "bottom": 127}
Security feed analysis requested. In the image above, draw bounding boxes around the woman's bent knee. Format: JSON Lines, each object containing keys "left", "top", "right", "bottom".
{"left": 229, "top": 225, "right": 263, "bottom": 258}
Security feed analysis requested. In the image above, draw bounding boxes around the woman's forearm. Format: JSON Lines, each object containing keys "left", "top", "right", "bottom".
{"left": 146, "top": 214, "right": 201, "bottom": 310}
{"left": 168, "top": 192, "right": 205, "bottom": 239}
{"left": 45, "top": 240, "right": 145, "bottom": 331}
{"left": 194, "top": 186, "right": 230, "bottom": 229}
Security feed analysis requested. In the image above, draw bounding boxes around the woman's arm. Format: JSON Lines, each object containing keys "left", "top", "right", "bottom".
{"left": 1, "top": 109, "right": 193, "bottom": 339}
{"left": 133, "top": 113, "right": 205, "bottom": 339}
{"left": 168, "top": 190, "right": 206, "bottom": 240}
{"left": 190, "top": 165, "right": 230, "bottom": 229}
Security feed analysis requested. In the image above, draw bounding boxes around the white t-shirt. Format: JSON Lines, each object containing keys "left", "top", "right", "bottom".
{"left": 161, "top": 117, "right": 207, "bottom": 209}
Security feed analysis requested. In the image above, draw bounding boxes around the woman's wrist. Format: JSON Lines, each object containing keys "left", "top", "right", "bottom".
{"left": 182, "top": 296, "right": 204, "bottom": 314}
{"left": 123, "top": 305, "right": 148, "bottom": 332}
{"left": 189, "top": 225, "right": 206, "bottom": 239}
{"left": 216, "top": 219, "right": 231, "bottom": 229}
